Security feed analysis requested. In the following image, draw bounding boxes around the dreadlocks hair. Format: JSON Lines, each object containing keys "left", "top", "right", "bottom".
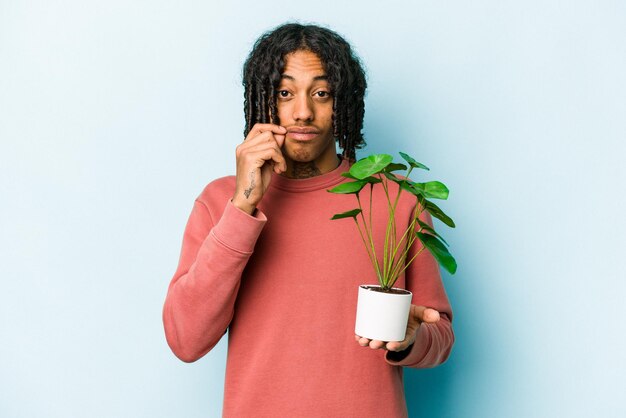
{"left": 242, "top": 22, "right": 367, "bottom": 161}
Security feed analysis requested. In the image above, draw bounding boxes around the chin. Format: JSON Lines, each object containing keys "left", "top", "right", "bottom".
{"left": 285, "top": 147, "right": 316, "bottom": 163}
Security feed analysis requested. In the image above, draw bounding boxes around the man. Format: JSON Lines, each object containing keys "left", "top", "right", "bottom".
{"left": 163, "top": 22, "right": 454, "bottom": 417}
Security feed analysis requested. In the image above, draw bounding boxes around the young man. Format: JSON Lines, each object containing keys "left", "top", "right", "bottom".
{"left": 163, "top": 23, "right": 454, "bottom": 417}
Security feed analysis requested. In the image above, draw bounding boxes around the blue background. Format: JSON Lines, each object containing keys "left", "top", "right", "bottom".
{"left": 1, "top": 1, "right": 624, "bottom": 417}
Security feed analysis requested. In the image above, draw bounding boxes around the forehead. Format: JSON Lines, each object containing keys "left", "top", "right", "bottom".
{"left": 281, "top": 50, "right": 327, "bottom": 80}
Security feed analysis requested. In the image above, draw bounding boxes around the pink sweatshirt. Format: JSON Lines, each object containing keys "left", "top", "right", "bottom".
{"left": 163, "top": 158, "right": 454, "bottom": 417}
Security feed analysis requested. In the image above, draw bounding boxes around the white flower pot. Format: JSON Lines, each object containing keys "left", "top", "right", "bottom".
{"left": 355, "top": 285, "right": 412, "bottom": 342}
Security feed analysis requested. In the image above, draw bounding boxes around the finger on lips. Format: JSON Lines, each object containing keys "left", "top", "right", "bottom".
{"left": 249, "top": 123, "right": 287, "bottom": 138}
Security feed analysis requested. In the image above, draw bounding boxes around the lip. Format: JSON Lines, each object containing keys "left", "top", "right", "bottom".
{"left": 287, "top": 127, "right": 320, "bottom": 141}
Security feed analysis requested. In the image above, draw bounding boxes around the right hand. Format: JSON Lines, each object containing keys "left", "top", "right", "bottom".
{"left": 232, "top": 123, "right": 287, "bottom": 214}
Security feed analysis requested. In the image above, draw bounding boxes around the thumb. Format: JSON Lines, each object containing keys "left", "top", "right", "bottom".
{"left": 412, "top": 305, "right": 440, "bottom": 324}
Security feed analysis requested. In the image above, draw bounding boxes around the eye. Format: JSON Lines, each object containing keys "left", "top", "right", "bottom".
{"left": 315, "top": 91, "right": 330, "bottom": 98}
{"left": 277, "top": 90, "right": 290, "bottom": 98}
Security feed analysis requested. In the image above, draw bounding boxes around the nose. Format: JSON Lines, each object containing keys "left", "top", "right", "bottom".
{"left": 293, "top": 94, "right": 314, "bottom": 122}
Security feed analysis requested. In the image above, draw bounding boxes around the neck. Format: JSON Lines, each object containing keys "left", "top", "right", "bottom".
{"left": 289, "top": 161, "right": 322, "bottom": 179}
{"left": 284, "top": 154, "right": 340, "bottom": 179}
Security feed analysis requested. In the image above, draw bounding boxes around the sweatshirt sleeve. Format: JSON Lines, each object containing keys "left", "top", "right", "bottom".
{"left": 384, "top": 314, "right": 454, "bottom": 367}
{"left": 384, "top": 209, "right": 455, "bottom": 368}
{"left": 163, "top": 198, "right": 266, "bottom": 363}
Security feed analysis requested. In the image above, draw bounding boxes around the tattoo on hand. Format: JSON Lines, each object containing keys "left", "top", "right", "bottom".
{"left": 243, "top": 171, "right": 255, "bottom": 199}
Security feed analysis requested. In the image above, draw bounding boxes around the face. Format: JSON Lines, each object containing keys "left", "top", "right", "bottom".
{"left": 275, "top": 49, "right": 338, "bottom": 173}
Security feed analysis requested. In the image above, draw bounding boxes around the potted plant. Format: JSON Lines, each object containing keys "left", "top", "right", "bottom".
{"left": 328, "top": 152, "right": 457, "bottom": 342}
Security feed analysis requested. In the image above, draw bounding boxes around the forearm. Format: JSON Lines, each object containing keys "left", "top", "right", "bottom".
{"left": 163, "top": 233, "right": 249, "bottom": 362}
{"left": 163, "top": 199, "right": 265, "bottom": 362}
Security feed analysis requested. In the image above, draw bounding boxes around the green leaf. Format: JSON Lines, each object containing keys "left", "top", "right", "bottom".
{"left": 382, "top": 173, "right": 421, "bottom": 196}
{"left": 412, "top": 181, "right": 449, "bottom": 200}
{"left": 420, "top": 197, "right": 456, "bottom": 228}
{"left": 383, "top": 163, "right": 408, "bottom": 172}
{"left": 416, "top": 232, "right": 457, "bottom": 274}
{"left": 417, "top": 219, "right": 449, "bottom": 246}
{"left": 364, "top": 176, "right": 382, "bottom": 184}
{"left": 383, "top": 176, "right": 417, "bottom": 194}
{"left": 399, "top": 152, "right": 430, "bottom": 171}
{"left": 341, "top": 172, "right": 357, "bottom": 179}
{"left": 331, "top": 208, "right": 362, "bottom": 220}
{"left": 349, "top": 154, "right": 393, "bottom": 179}
{"left": 328, "top": 180, "right": 368, "bottom": 194}
{"left": 383, "top": 172, "right": 401, "bottom": 183}
{"left": 399, "top": 180, "right": 417, "bottom": 194}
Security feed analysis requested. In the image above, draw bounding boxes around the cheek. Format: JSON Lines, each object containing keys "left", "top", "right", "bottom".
{"left": 317, "top": 103, "right": 334, "bottom": 125}
{"left": 276, "top": 103, "right": 291, "bottom": 123}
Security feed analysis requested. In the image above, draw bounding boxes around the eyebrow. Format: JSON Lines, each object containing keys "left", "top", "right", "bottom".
{"left": 280, "top": 74, "right": 328, "bottom": 81}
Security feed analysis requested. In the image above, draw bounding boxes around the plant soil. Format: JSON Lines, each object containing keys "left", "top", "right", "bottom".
{"left": 361, "top": 285, "right": 411, "bottom": 295}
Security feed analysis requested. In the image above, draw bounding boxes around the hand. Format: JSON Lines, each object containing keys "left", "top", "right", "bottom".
{"left": 355, "top": 305, "right": 440, "bottom": 352}
{"left": 232, "top": 123, "right": 287, "bottom": 214}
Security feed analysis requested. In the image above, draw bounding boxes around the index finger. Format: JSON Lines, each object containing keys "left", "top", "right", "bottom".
{"left": 247, "top": 123, "right": 287, "bottom": 139}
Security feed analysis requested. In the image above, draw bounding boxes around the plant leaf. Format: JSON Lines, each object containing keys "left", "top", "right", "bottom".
{"left": 383, "top": 163, "right": 408, "bottom": 172}
{"left": 399, "top": 152, "right": 430, "bottom": 171}
{"left": 382, "top": 172, "right": 419, "bottom": 196}
{"left": 364, "top": 176, "right": 382, "bottom": 184}
{"left": 412, "top": 181, "right": 449, "bottom": 200}
{"left": 380, "top": 176, "right": 418, "bottom": 195}
{"left": 331, "top": 208, "right": 362, "bottom": 220}
{"left": 349, "top": 154, "right": 393, "bottom": 179}
{"left": 328, "top": 180, "right": 368, "bottom": 194}
{"left": 399, "top": 180, "right": 417, "bottom": 194}
{"left": 420, "top": 197, "right": 456, "bottom": 228}
{"left": 416, "top": 232, "right": 457, "bottom": 274}
{"left": 417, "top": 219, "right": 449, "bottom": 246}
{"left": 383, "top": 172, "right": 401, "bottom": 183}
{"left": 341, "top": 172, "right": 357, "bottom": 179}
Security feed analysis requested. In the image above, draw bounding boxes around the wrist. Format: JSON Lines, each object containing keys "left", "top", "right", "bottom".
{"left": 231, "top": 197, "right": 256, "bottom": 215}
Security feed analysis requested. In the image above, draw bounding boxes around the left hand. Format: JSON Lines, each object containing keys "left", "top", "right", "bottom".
{"left": 355, "top": 304, "right": 440, "bottom": 352}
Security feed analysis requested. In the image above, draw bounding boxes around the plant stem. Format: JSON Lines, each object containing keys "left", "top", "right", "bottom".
{"left": 357, "top": 193, "right": 382, "bottom": 282}
{"left": 392, "top": 166, "right": 412, "bottom": 213}
{"left": 387, "top": 202, "right": 423, "bottom": 288}
{"left": 384, "top": 203, "right": 417, "bottom": 281}
{"left": 383, "top": 167, "right": 415, "bottom": 289}
{"left": 391, "top": 246, "right": 426, "bottom": 285}
{"left": 352, "top": 217, "right": 378, "bottom": 271}
{"left": 380, "top": 175, "right": 395, "bottom": 289}
{"left": 371, "top": 183, "right": 381, "bottom": 284}
{"left": 391, "top": 203, "right": 419, "bottom": 259}
{"left": 389, "top": 167, "right": 413, "bottom": 255}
